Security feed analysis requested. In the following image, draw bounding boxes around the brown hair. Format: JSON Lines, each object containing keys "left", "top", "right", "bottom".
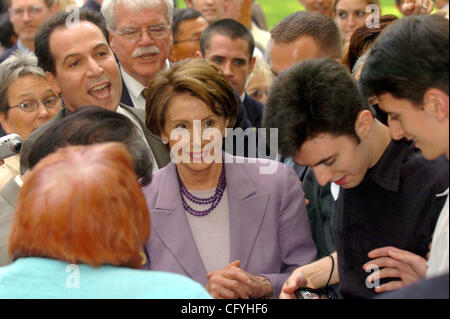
{"left": 145, "top": 58, "right": 238, "bottom": 137}
{"left": 9, "top": 143, "right": 150, "bottom": 269}
{"left": 270, "top": 10, "right": 342, "bottom": 60}
{"left": 343, "top": 15, "right": 398, "bottom": 72}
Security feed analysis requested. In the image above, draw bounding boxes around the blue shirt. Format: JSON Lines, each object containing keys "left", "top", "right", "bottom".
{"left": 0, "top": 257, "right": 212, "bottom": 299}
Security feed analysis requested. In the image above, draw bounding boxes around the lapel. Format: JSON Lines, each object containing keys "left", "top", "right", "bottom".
{"left": 0, "top": 177, "right": 21, "bottom": 207}
{"left": 150, "top": 163, "right": 208, "bottom": 281}
{"left": 119, "top": 104, "right": 170, "bottom": 168}
{"left": 225, "top": 154, "right": 270, "bottom": 269}
{"left": 150, "top": 155, "right": 270, "bottom": 279}
{"left": 120, "top": 78, "right": 134, "bottom": 108}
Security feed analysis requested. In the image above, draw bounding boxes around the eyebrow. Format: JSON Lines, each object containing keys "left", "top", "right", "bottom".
{"left": 62, "top": 43, "right": 109, "bottom": 65}
{"left": 170, "top": 115, "right": 217, "bottom": 124}
{"left": 311, "top": 155, "right": 335, "bottom": 167}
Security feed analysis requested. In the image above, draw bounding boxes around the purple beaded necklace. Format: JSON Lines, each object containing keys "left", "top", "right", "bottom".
{"left": 177, "top": 165, "right": 227, "bottom": 217}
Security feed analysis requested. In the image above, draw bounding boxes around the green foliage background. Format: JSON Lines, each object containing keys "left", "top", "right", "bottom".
{"left": 175, "top": 0, "right": 400, "bottom": 29}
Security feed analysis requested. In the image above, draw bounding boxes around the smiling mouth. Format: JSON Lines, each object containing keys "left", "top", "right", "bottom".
{"left": 137, "top": 53, "right": 158, "bottom": 61}
{"left": 88, "top": 83, "right": 112, "bottom": 100}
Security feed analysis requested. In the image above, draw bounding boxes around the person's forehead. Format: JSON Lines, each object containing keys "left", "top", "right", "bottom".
{"left": 270, "top": 37, "right": 321, "bottom": 74}
{"left": 377, "top": 93, "right": 415, "bottom": 113}
{"left": 178, "top": 17, "right": 207, "bottom": 35}
{"left": 336, "top": 0, "right": 368, "bottom": 9}
{"left": 207, "top": 34, "right": 250, "bottom": 57}
{"left": 114, "top": 2, "right": 168, "bottom": 25}
{"left": 11, "top": 0, "right": 46, "bottom": 7}
{"left": 192, "top": 0, "right": 225, "bottom": 5}
{"left": 297, "top": 133, "right": 358, "bottom": 164}
{"left": 50, "top": 21, "right": 108, "bottom": 59}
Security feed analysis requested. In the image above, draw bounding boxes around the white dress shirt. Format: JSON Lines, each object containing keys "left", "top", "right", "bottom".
{"left": 120, "top": 68, "right": 147, "bottom": 110}
{"left": 427, "top": 188, "right": 449, "bottom": 278}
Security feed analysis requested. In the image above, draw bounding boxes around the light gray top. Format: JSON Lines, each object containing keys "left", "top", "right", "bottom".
{"left": 185, "top": 188, "right": 230, "bottom": 274}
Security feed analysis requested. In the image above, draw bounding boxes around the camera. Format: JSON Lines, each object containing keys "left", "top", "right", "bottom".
{"left": 0, "top": 133, "right": 23, "bottom": 160}
{"left": 295, "top": 287, "right": 329, "bottom": 299}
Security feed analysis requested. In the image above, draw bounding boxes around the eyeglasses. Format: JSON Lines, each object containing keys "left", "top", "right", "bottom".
{"left": 9, "top": 96, "right": 62, "bottom": 113}
{"left": 173, "top": 37, "right": 201, "bottom": 44}
{"left": 10, "top": 6, "right": 45, "bottom": 18}
{"left": 115, "top": 25, "right": 170, "bottom": 42}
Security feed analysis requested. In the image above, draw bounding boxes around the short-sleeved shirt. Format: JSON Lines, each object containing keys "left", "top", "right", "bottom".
{"left": 333, "top": 139, "right": 449, "bottom": 299}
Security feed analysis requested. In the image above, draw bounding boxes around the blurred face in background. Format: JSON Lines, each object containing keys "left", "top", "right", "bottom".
{"left": 202, "top": 33, "right": 255, "bottom": 95}
{"left": 334, "top": 0, "right": 370, "bottom": 44}
{"left": 185, "top": 0, "right": 229, "bottom": 23}
{"left": 170, "top": 16, "right": 208, "bottom": 62}
{"left": 9, "top": 0, "right": 57, "bottom": 48}
{"left": 245, "top": 66, "right": 273, "bottom": 104}
{"left": 299, "top": 0, "right": 333, "bottom": 18}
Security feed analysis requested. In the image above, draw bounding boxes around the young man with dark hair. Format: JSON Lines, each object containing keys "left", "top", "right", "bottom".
{"left": 264, "top": 58, "right": 448, "bottom": 299}
{"left": 169, "top": 8, "right": 208, "bottom": 63}
{"left": 20, "top": 10, "right": 169, "bottom": 174}
{"left": 359, "top": 14, "right": 449, "bottom": 293}
{"left": 199, "top": 18, "right": 262, "bottom": 129}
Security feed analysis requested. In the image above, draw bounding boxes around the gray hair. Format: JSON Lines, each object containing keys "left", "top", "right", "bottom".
{"left": 0, "top": 50, "right": 46, "bottom": 116}
{"left": 101, "top": 0, "right": 174, "bottom": 30}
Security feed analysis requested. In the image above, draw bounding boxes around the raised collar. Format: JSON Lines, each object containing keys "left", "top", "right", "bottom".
{"left": 366, "top": 139, "right": 413, "bottom": 192}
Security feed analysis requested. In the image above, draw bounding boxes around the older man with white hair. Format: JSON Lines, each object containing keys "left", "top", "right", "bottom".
{"left": 101, "top": 0, "right": 173, "bottom": 109}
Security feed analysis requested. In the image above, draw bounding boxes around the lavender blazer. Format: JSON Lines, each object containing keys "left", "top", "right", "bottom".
{"left": 142, "top": 154, "right": 317, "bottom": 298}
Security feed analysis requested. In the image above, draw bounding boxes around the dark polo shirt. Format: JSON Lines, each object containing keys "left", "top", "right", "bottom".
{"left": 333, "top": 139, "right": 449, "bottom": 299}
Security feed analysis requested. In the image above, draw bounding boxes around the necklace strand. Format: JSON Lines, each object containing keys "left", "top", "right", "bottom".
{"left": 177, "top": 166, "right": 227, "bottom": 217}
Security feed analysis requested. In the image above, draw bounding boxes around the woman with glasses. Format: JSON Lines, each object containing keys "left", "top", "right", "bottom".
{"left": 0, "top": 50, "right": 62, "bottom": 187}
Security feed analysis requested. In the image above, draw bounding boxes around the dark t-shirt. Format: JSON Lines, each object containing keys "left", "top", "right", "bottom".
{"left": 333, "top": 139, "right": 449, "bottom": 299}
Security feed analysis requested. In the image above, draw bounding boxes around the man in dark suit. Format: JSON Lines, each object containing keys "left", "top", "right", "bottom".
{"left": 19, "top": 9, "right": 169, "bottom": 174}
{"left": 0, "top": 0, "right": 56, "bottom": 63}
{"left": 198, "top": 18, "right": 263, "bottom": 129}
{"left": 100, "top": 0, "right": 174, "bottom": 110}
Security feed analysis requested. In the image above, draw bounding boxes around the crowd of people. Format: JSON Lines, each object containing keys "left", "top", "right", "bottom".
{"left": 0, "top": 0, "right": 448, "bottom": 299}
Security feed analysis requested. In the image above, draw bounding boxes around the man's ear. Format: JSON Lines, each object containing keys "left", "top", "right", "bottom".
{"left": 354, "top": 109, "right": 374, "bottom": 139}
{"left": 46, "top": 71, "right": 61, "bottom": 95}
{"left": 248, "top": 56, "right": 256, "bottom": 74}
{"left": 185, "top": 0, "right": 193, "bottom": 8}
{"left": 424, "top": 88, "right": 449, "bottom": 122}
{"left": 168, "top": 46, "right": 177, "bottom": 63}
{"left": 194, "top": 50, "right": 203, "bottom": 58}
{"left": 0, "top": 113, "right": 12, "bottom": 135}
